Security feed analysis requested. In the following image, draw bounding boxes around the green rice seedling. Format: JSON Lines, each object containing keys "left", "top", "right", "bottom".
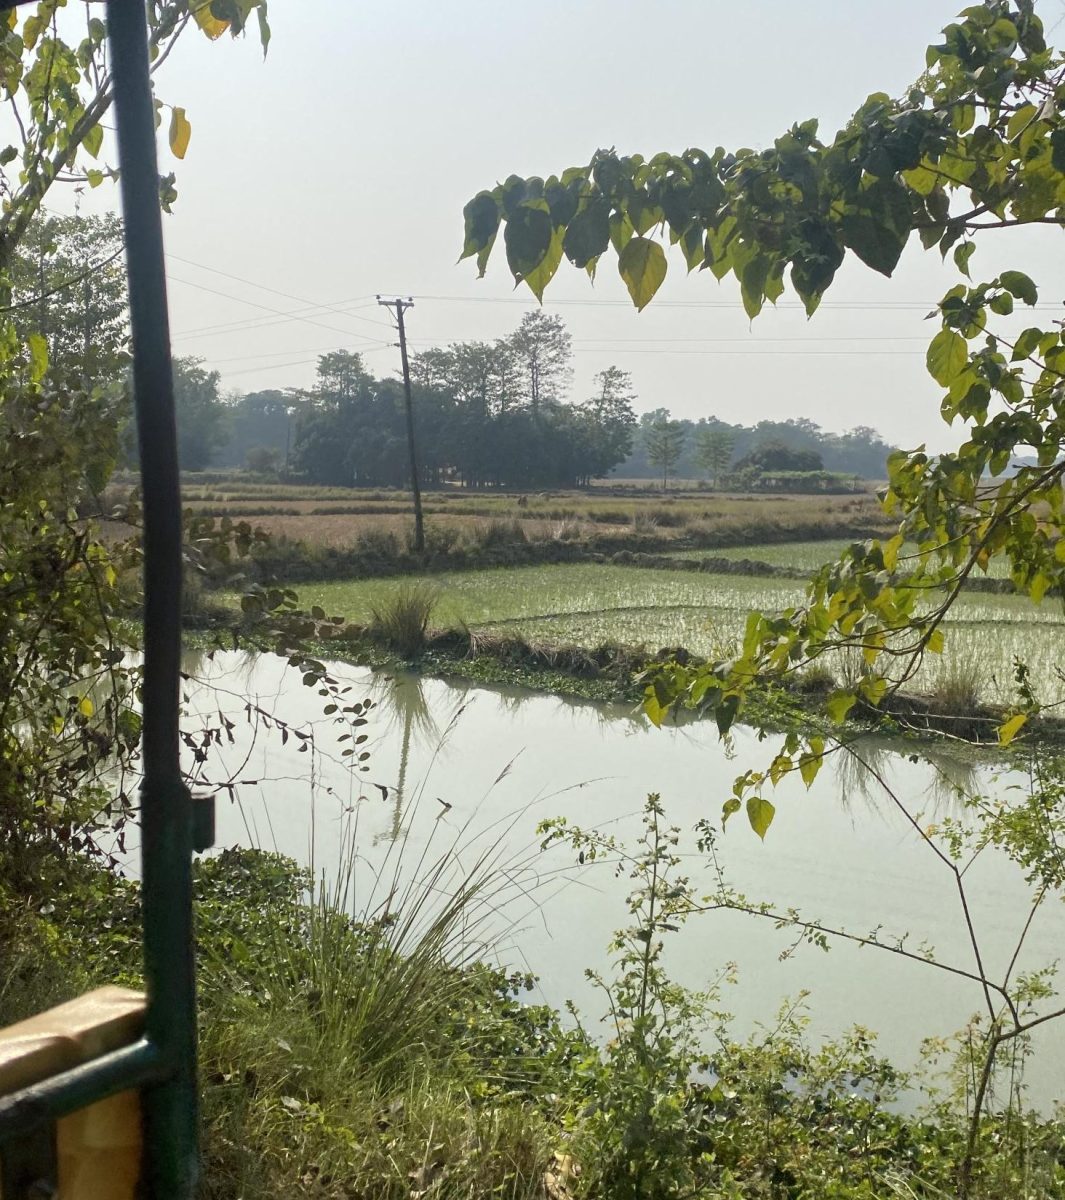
{"left": 368, "top": 582, "right": 441, "bottom": 657}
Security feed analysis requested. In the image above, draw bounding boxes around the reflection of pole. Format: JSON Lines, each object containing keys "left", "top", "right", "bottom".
{"left": 393, "top": 705, "right": 412, "bottom": 842}
{"left": 377, "top": 295, "right": 424, "bottom": 553}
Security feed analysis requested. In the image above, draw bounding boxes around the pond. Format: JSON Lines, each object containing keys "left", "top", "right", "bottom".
{"left": 170, "top": 648, "right": 1064, "bottom": 1112}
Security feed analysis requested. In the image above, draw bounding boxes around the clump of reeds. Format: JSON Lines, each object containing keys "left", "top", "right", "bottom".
{"left": 469, "top": 518, "right": 529, "bottom": 550}
{"left": 928, "top": 651, "right": 984, "bottom": 714}
{"left": 368, "top": 582, "right": 440, "bottom": 657}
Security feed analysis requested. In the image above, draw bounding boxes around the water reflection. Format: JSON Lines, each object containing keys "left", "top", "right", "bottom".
{"left": 172, "top": 650, "right": 1063, "bottom": 1114}
{"left": 368, "top": 673, "right": 445, "bottom": 842}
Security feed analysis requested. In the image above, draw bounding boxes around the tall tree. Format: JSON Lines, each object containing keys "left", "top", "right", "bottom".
{"left": 508, "top": 310, "right": 572, "bottom": 411}
{"left": 580, "top": 365, "right": 638, "bottom": 481}
{"left": 218, "top": 389, "right": 295, "bottom": 470}
{"left": 645, "top": 419, "right": 686, "bottom": 491}
{"left": 694, "top": 425, "right": 735, "bottom": 488}
{"left": 173, "top": 357, "right": 229, "bottom": 472}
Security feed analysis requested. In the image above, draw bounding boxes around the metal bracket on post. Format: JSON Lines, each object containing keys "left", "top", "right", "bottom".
{"left": 192, "top": 793, "right": 215, "bottom": 854}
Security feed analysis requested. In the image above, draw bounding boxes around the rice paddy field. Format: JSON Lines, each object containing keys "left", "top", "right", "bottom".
{"left": 661, "top": 540, "right": 1015, "bottom": 578}
{"left": 284, "top": 562, "right": 1065, "bottom": 706}
{"left": 163, "top": 475, "right": 1059, "bottom": 708}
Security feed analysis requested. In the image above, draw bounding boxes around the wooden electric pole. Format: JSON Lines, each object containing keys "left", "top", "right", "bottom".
{"left": 377, "top": 294, "right": 424, "bottom": 553}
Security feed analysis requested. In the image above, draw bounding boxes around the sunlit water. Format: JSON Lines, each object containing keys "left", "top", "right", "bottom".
{"left": 163, "top": 649, "right": 1063, "bottom": 1113}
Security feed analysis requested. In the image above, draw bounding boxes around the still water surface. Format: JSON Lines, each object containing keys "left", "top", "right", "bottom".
{"left": 176, "top": 649, "right": 1063, "bottom": 1111}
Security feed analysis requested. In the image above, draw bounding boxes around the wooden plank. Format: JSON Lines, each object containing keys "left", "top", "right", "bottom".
{"left": 0, "top": 988, "right": 145, "bottom": 1199}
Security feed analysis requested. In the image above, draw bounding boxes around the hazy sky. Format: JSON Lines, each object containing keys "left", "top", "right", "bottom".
{"left": 71, "top": 2, "right": 1065, "bottom": 449}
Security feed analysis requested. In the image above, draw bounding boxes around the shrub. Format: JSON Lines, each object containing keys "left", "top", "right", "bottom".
{"left": 354, "top": 529, "right": 401, "bottom": 560}
{"left": 418, "top": 522, "right": 462, "bottom": 555}
{"left": 469, "top": 518, "right": 529, "bottom": 550}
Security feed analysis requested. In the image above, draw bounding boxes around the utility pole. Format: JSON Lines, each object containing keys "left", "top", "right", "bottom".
{"left": 377, "top": 294, "right": 424, "bottom": 553}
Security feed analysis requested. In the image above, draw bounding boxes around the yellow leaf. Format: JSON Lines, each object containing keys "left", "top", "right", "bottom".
{"left": 746, "top": 795, "right": 775, "bottom": 840}
{"left": 78, "top": 696, "right": 95, "bottom": 719}
{"left": 926, "top": 627, "right": 945, "bottom": 654}
{"left": 997, "top": 712, "right": 1027, "bottom": 747}
{"left": 881, "top": 534, "right": 903, "bottom": 572}
{"left": 798, "top": 751, "right": 822, "bottom": 789}
{"left": 27, "top": 332, "right": 48, "bottom": 383}
{"left": 192, "top": 4, "right": 230, "bottom": 39}
{"left": 169, "top": 106, "right": 191, "bottom": 160}
{"left": 643, "top": 687, "right": 666, "bottom": 728}
{"left": 618, "top": 236, "right": 667, "bottom": 311}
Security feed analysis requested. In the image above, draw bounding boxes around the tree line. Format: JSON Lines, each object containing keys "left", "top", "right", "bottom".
{"left": 622, "top": 412, "right": 896, "bottom": 487}
{"left": 14, "top": 214, "right": 896, "bottom": 490}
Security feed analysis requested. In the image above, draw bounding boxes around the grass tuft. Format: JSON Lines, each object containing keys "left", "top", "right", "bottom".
{"left": 368, "top": 582, "right": 441, "bottom": 657}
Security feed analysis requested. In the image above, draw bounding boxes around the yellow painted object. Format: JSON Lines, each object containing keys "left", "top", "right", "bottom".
{"left": 0, "top": 987, "right": 145, "bottom": 1200}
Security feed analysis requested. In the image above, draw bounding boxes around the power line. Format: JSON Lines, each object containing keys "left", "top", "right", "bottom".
{"left": 214, "top": 343, "right": 394, "bottom": 379}
{"left": 164, "top": 251, "right": 394, "bottom": 330}
{"left": 166, "top": 273, "right": 394, "bottom": 341}
{"left": 564, "top": 347, "right": 925, "bottom": 357}
{"left": 407, "top": 334, "right": 930, "bottom": 346}
{"left": 194, "top": 339, "right": 394, "bottom": 367}
{"left": 171, "top": 296, "right": 382, "bottom": 340}
{"left": 411, "top": 292, "right": 1064, "bottom": 313}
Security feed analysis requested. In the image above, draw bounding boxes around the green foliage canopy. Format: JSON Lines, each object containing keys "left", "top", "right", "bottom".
{"left": 463, "top": 0, "right": 1065, "bottom": 829}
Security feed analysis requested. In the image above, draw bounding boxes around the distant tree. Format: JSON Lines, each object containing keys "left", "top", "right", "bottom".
{"left": 508, "top": 310, "right": 572, "bottom": 411}
{"left": 316, "top": 350, "right": 372, "bottom": 403}
{"left": 245, "top": 446, "right": 281, "bottom": 476}
{"left": 645, "top": 419, "right": 687, "bottom": 490}
{"left": 735, "top": 439, "right": 823, "bottom": 473}
{"left": 580, "top": 366, "right": 637, "bottom": 481}
{"left": 173, "top": 358, "right": 229, "bottom": 471}
{"left": 694, "top": 425, "right": 735, "bottom": 488}
{"left": 218, "top": 389, "right": 295, "bottom": 469}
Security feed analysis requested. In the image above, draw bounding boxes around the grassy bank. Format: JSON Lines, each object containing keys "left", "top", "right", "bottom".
{"left": 8, "top": 841, "right": 1062, "bottom": 1200}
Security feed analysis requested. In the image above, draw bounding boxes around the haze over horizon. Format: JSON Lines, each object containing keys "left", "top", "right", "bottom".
{"left": 54, "top": 0, "right": 1065, "bottom": 452}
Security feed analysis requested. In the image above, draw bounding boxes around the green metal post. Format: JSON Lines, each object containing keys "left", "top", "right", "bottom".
{"left": 0, "top": 2, "right": 202, "bottom": 1192}
{"left": 108, "top": 1, "right": 200, "bottom": 1194}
